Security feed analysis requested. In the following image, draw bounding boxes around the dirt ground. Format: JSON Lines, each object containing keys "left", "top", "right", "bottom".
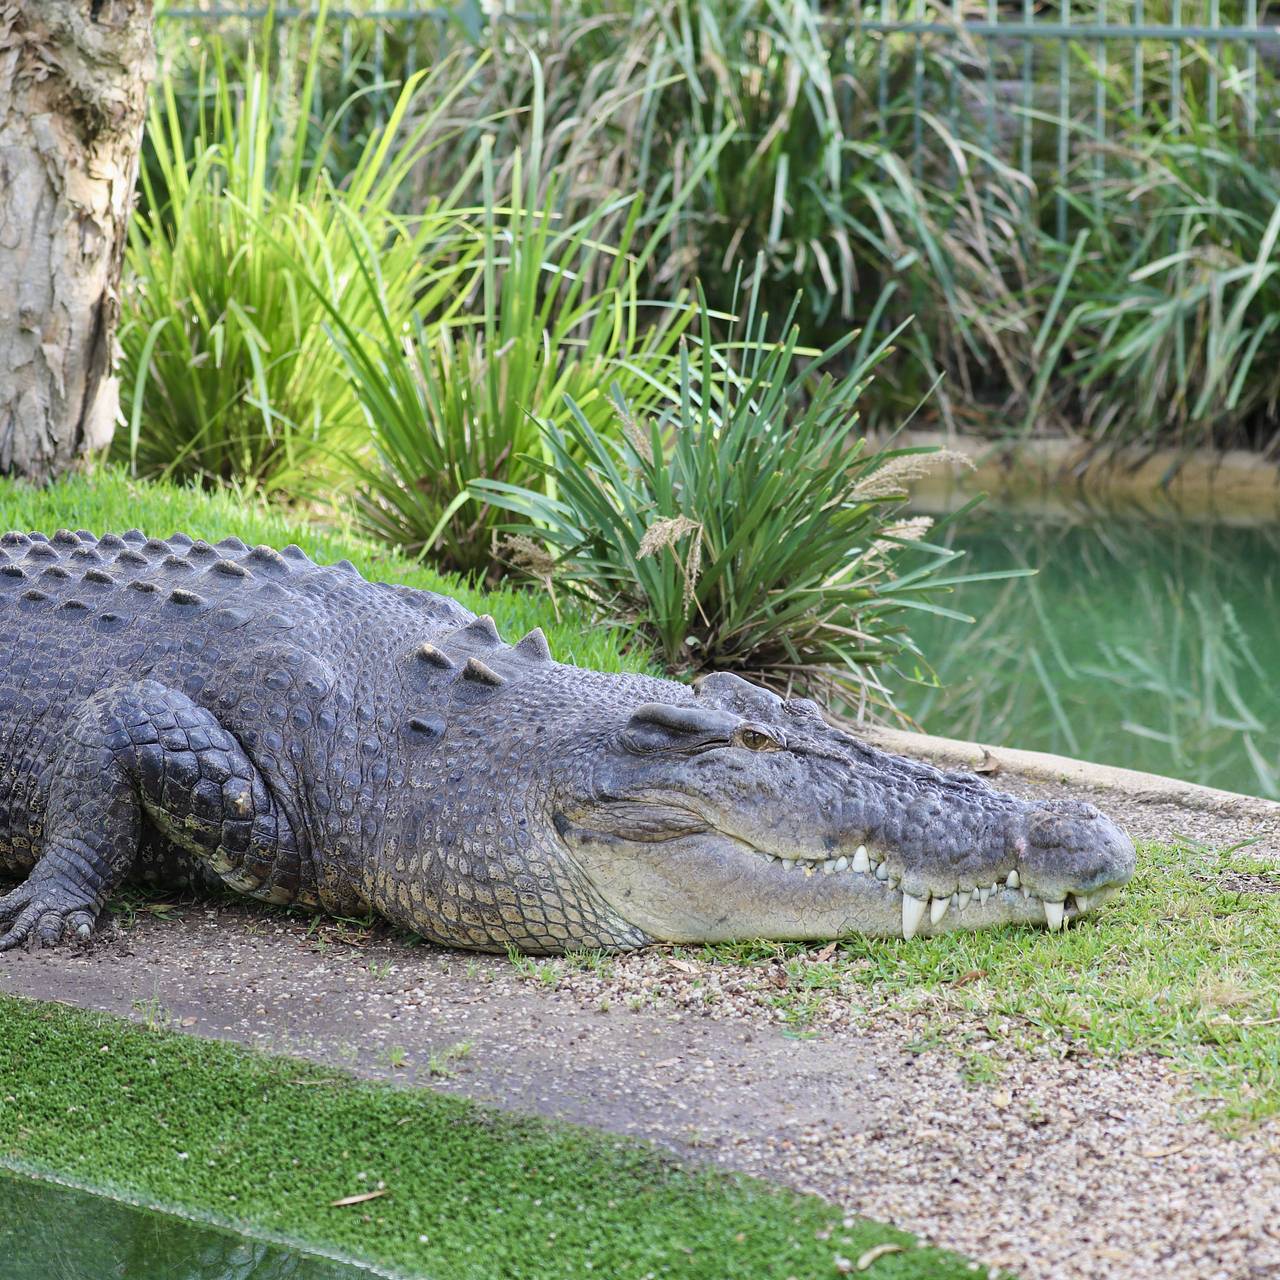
{"left": 2, "top": 773, "right": 1278, "bottom": 1280}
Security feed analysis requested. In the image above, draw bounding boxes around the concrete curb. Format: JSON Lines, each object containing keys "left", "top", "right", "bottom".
{"left": 883, "top": 429, "right": 1280, "bottom": 524}
{"left": 864, "top": 725, "right": 1280, "bottom": 824}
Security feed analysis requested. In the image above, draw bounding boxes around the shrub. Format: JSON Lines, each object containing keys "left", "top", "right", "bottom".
{"left": 317, "top": 76, "right": 729, "bottom": 575}
{"left": 1023, "top": 87, "right": 1280, "bottom": 450}
{"left": 636, "top": 1, "right": 1024, "bottom": 383}
{"left": 416, "top": 0, "right": 1029, "bottom": 429}
{"left": 117, "top": 18, "right": 476, "bottom": 492}
{"left": 473, "top": 282, "right": 1007, "bottom": 718}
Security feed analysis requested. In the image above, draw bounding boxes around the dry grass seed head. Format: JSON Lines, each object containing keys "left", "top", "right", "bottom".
{"left": 854, "top": 449, "right": 974, "bottom": 498}
{"left": 871, "top": 515, "right": 934, "bottom": 559}
{"left": 497, "top": 535, "right": 560, "bottom": 612}
{"left": 613, "top": 399, "right": 654, "bottom": 465}
{"left": 637, "top": 516, "right": 704, "bottom": 610}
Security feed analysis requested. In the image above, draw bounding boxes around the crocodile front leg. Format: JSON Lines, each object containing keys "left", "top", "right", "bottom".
{"left": 0, "top": 680, "right": 304, "bottom": 950}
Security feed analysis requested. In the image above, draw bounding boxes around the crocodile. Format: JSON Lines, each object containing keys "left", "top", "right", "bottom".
{"left": 0, "top": 529, "right": 1136, "bottom": 953}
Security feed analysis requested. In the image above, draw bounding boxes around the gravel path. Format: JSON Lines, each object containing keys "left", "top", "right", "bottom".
{"left": 1, "top": 772, "right": 1276, "bottom": 1279}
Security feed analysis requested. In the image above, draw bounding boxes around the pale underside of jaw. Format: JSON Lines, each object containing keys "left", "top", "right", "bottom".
{"left": 762, "top": 845, "right": 1104, "bottom": 938}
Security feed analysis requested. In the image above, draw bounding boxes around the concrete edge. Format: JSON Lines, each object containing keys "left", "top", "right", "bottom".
{"left": 863, "top": 725, "right": 1280, "bottom": 824}
{"left": 881, "top": 429, "right": 1280, "bottom": 523}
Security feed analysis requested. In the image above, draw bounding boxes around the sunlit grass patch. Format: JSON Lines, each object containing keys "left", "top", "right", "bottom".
{"left": 0, "top": 996, "right": 995, "bottom": 1280}
{"left": 0, "top": 469, "right": 658, "bottom": 676}
{"left": 704, "top": 839, "right": 1280, "bottom": 1127}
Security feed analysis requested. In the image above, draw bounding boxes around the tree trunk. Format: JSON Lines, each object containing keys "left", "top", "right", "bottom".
{"left": 0, "top": 0, "right": 153, "bottom": 484}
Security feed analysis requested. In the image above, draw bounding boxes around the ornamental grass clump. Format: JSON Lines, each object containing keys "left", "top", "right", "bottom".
{"left": 474, "top": 282, "right": 1001, "bottom": 719}
{"left": 318, "top": 65, "right": 729, "bottom": 575}
{"left": 451, "top": 0, "right": 1028, "bottom": 430}
{"left": 1022, "top": 99, "right": 1280, "bottom": 451}
{"left": 117, "top": 15, "right": 476, "bottom": 493}
{"left": 628, "top": 0, "right": 1027, "bottom": 403}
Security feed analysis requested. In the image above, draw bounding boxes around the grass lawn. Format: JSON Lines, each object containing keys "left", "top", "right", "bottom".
{"left": 0, "top": 995, "right": 992, "bottom": 1280}
{"left": 0, "top": 468, "right": 656, "bottom": 676}
{"left": 2, "top": 466, "right": 1272, "bottom": 1274}
{"left": 692, "top": 835, "right": 1280, "bottom": 1127}
{"left": 0, "top": 471, "right": 999, "bottom": 1276}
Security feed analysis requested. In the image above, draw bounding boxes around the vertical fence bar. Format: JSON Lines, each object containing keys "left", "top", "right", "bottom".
{"left": 405, "top": 8, "right": 419, "bottom": 84}
{"left": 1057, "top": 0, "right": 1071, "bottom": 240}
{"left": 1132, "top": 0, "right": 1143, "bottom": 120}
{"left": 912, "top": 0, "right": 925, "bottom": 181}
{"left": 1246, "top": 0, "right": 1258, "bottom": 135}
{"left": 877, "top": 0, "right": 891, "bottom": 118}
{"left": 339, "top": 15, "right": 352, "bottom": 146}
{"left": 1170, "top": 0, "right": 1181, "bottom": 131}
{"left": 985, "top": 0, "right": 998, "bottom": 161}
{"left": 374, "top": 17, "right": 387, "bottom": 125}
{"left": 1094, "top": 0, "right": 1107, "bottom": 218}
{"left": 1021, "top": 0, "right": 1034, "bottom": 184}
{"left": 1208, "top": 0, "right": 1220, "bottom": 127}
{"left": 309, "top": 4, "right": 324, "bottom": 158}
{"left": 947, "top": 0, "right": 960, "bottom": 151}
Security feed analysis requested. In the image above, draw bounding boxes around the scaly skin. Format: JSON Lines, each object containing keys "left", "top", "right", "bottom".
{"left": 0, "top": 530, "right": 1136, "bottom": 953}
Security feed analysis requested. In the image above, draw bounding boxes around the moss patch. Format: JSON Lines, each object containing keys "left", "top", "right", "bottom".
{"left": 0, "top": 995, "right": 994, "bottom": 1279}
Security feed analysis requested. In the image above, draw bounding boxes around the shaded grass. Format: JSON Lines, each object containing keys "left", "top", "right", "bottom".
{"left": 0, "top": 468, "right": 657, "bottom": 675}
{"left": 702, "top": 838, "right": 1280, "bottom": 1128}
{"left": 0, "top": 995, "right": 991, "bottom": 1280}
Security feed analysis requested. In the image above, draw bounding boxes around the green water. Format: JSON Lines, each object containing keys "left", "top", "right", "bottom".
{"left": 900, "top": 510, "right": 1280, "bottom": 800}
{"left": 0, "top": 1170, "right": 384, "bottom": 1280}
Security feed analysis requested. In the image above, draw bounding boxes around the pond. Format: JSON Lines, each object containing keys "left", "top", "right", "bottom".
{"left": 899, "top": 505, "right": 1280, "bottom": 802}
{"left": 0, "top": 1168, "right": 385, "bottom": 1280}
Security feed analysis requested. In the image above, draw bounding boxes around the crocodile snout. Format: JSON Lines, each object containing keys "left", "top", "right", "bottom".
{"left": 1022, "top": 798, "right": 1137, "bottom": 902}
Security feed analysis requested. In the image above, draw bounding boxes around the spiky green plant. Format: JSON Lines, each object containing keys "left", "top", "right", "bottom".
{"left": 1023, "top": 108, "right": 1280, "bottom": 450}
{"left": 473, "top": 282, "right": 1016, "bottom": 716}
{"left": 315, "top": 65, "right": 730, "bottom": 574}
{"left": 117, "top": 11, "right": 480, "bottom": 492}
{"left": 406, "top": 0, "right": 1029, "bottom": 427}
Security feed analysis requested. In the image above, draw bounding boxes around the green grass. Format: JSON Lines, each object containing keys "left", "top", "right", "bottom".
{"left": 120, "top": 15, "right": 479, "bottom": 493}
{"left": 702, "top": 837, "right": 1280, "bottom": 1128}
{"left": 0, "top": 469, "right": 657, "bottom": 675}
{"left": 0, "top": 995, "right": 992, "bottom": 1280}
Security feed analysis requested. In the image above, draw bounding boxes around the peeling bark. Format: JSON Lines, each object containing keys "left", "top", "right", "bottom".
{"left": 0, "top": 0, "right": 153, "bottom": 483}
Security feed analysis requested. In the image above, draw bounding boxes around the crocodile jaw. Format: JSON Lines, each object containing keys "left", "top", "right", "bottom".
{"left": 566, "top": 829, "right": 1132, "bottom": 944}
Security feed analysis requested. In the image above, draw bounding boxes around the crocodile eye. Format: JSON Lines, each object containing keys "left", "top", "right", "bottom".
{"left": 733, "top": 726, "right": 781, "bottom": 752}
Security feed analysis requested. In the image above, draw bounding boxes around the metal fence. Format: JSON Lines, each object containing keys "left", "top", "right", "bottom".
{"left": 156, "top": 1, "right": 1280, "bottom": 234}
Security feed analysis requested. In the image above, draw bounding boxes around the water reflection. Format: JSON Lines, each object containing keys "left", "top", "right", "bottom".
{"left": 900, "top": 510, "right": 1280, "bottom": 799}
{"left": 0, "top": 1170, "right": 381, "bottom": 1280}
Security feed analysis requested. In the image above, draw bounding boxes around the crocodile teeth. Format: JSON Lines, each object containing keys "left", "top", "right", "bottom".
{"left": 834, "top": 856, "right": 849, "bottom": 872}
{"left": 781, "top": 859, "right": 796, "bottom": 871}
{"left": 1044, "top": 900, "right": 1065, "bottom": 932}
{"left": 930, "top": 896, "right": 950, "bottom": 926}
{"left": 978, "top": 885, "right": 990, "bottom": 905}
{"left": 1022, "top": 885, "right": 1032, "bottom": 900}
{"left": 1006, "top": 870, "right": 1020, "bottom": 889}
{"left": 902, "top": 892, "right": 928, "bottom": 940}
{"left": 957, "top": 891, "right": 972, "bottom": 911}
{"left": 875, "top": 862, "right": 889, "bottom": 881}
{"left": 1074, "top": 893, "right": 1090, "bottom": 913}
{"left": 851, "top": 847, "right": 870, "bottom": 873}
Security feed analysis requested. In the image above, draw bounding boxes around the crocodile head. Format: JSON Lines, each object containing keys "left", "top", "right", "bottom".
{"left": 550, "top": 672, "right": 1136, "bottom": 945}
